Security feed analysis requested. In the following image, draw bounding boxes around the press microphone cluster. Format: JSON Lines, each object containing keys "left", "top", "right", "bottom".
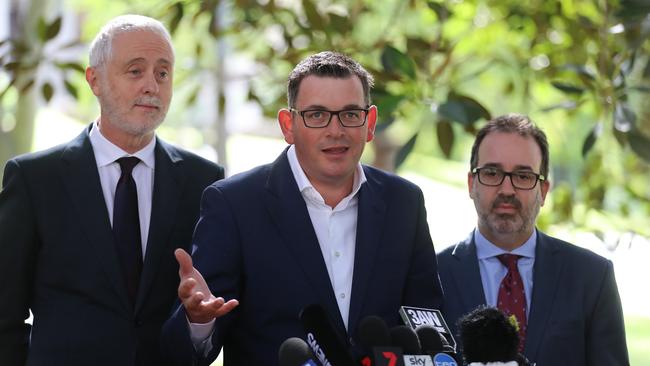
{"left": 279, "top": 304, "right": 461, "bottom": 366}
{"left": 358, "top": 314, "right": 460, "bottom": 366}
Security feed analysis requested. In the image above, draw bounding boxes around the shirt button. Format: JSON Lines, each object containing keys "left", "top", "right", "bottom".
{"left": 335, "top": 251, "right": 341, "bottom": 258}
{"left": 340, "top": 293, "right": 346, "bottom": 299}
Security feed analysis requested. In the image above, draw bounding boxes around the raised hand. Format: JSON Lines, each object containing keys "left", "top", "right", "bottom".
{"left": 175, "top": 248, "right": 239, "bottom": 324}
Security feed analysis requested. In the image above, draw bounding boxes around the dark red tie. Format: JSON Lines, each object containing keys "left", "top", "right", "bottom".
{"left": 113, "top": 157, "right": 143, "bottom": 307}
{"left": 497, "top": 253, "right": 527, "bottom": 352}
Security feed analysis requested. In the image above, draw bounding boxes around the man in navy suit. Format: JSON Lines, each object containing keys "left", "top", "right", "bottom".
{"left": 437, "top": 114, "right": 629, "bottom": 365}
{"left": 0, "top": 15, "right": 223, "bottom": 366}
{"left": 162, "top": 51, "right": 443, "bottom": 365}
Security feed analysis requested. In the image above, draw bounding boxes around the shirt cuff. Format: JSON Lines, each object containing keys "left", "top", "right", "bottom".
{"left": 188, "top": 317, "right": 216, "bottom": 354}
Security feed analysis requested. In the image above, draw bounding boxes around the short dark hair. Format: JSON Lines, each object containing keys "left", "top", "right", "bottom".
{"left": 470, "top": 114, "right": 549, "bottom": 178}
{"left": 458, "top": 306, "right": 519, "bottom": 364}
{"left": 287, "top": 51, "right": 374, "bottom": 108}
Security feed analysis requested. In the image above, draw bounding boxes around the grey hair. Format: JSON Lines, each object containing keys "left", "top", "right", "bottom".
{"left": 88, "top": 14, "right": 174, "bottom": 68}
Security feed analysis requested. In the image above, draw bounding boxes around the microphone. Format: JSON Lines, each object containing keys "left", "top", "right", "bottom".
{"left": 390, "top": 326, "right": 421, "bottom": 355}
{"left": 358, "top": 315, "right": 404, "bottom": 366}
{"left": 300, "top": 304, "right": 356, "bottom": 366}
{"left": 458, "top": 306, "right": 532, "bottom": 365}
{"left": 278, "top": 337, "right": 319, "bottom": 366}
{"left": 399, "top": 306, "right": 456, "bottom": 352}
{"left": 415, "top": 325, "right": 459, "bottom": 366}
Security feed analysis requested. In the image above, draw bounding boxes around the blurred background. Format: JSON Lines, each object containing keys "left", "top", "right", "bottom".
{"left": 1, "top": 0, "right": 649, "bottom": 364}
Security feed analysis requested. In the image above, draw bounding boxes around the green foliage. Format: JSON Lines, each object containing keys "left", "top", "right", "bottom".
{"left": 2, "top": 0, "right": 649, "bottom": 239}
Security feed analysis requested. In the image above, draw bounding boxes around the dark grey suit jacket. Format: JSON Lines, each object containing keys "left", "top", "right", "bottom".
{"left": 437, "top": 230, "right": 629, "bottom": 366}
{"left": 0, "top": 125, "right": 223, "bottom": 366}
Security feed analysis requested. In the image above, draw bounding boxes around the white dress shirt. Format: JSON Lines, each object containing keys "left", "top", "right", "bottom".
{"left": 189, "top": 145, "right": 366, "bottom": 349}
{"left": 88, "top": 121, "right": 156, "bottom": 256}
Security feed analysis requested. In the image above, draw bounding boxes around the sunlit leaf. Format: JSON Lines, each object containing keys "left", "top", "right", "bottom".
{"left": 395, "top": 132, "right": 418, "bottom": 169}
{"left": 169, "top": 2, "right": 185, "bottom": 35}
{"left": 381, "top": 46, "right": 416, "bottom": 79}
{"left": 436, "top": 119, "right": 454, "bottom": 158}
{"left": 186, "top": 84, "right": 201, "bottom": 105}
{"left": 427, "top": 1, "right": 451, "bottom": 21}
{"left": 56, "top": 62, "right": 85, "bottom": 73}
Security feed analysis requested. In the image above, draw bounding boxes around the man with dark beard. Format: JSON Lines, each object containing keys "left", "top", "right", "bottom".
{"left": 0, "top": 15, "right": 223, "bottom": 366}
{"left": 437, "top": 114, "right": 629, "bottom": 366}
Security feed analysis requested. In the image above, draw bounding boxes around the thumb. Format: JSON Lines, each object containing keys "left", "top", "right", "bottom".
{"left": 175, "top": 248, "right": 194, "bottom": 277}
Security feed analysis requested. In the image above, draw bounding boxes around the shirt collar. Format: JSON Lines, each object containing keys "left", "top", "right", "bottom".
{"left": 474, "top": 227, "right": 537, "bottom": 260}
{"left": 286, "top": 145, "right": 366, "bottom": 206}
{"left": 89, "top": 120, "right": 156, "bottom": 169}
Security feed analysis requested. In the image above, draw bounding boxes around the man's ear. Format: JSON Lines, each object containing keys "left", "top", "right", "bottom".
{"left": 86, "top": 67, "right": 101, "bottom": 96}
{"left": 540, "top": 179, "right": 551, "bottom": 206}
{"left": 468, "top": 171, "right": 475, "bottom": 199}
{"left": 278, "top": 109, "right": 295, "bottom": 144}
{"left": 366, "top": 105, "right": 377, "bottom": 142}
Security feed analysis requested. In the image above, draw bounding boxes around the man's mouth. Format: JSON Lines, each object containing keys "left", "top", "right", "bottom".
{"left": 322, "top": 146, "right": 349, "bottom": 155}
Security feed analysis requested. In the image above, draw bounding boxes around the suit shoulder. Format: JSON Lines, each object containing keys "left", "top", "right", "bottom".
{"left": 540, "top": 232, "right": 612, "bottom": 266}
{"left": 362, "top": 165, "right": 422, "bottom": 194}
{"left": 211, "top": 163, "right": 272, "bottom": 192}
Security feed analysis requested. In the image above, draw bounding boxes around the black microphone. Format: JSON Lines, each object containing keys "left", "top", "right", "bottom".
{"left": 415, "top": 324, "right": 459, "bottom": 366}
{"left": 399, "top": 306, "right": 457, "bottom": 352}
{"left": 300, "top": 304, "right": 356, "bottom": 366}
{"left": 390, "top": 326, "right": 421, "bottom": 355}
{"left": 458, "top": 305, "right": 533, "bottom": 365}
{"left": 357, "top": 315, "right": 404, "bottom": 366}
{"left": 279, "top": 337, "right": 319, "bottom": 366}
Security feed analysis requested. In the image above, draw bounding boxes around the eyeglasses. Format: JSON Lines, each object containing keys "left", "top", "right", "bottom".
{"left": 290, "top": 107, "right": 369, "bottom": 128}
{"left": 472, "top": 167, "right": 545, "bottom": 190}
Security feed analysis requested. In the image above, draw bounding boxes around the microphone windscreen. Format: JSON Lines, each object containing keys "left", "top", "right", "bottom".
{"left": 415, "top": 325, "right": 446, "bottom": 354}
{"left": 458, "top": 306, "right": 519, "bottom": 363}
{"left": 390, "top": 325, "right": 421, "bottom": 355}
{"left": 278, "top": 337, "right": 316, "bottom": 366}
{"left": 358, "top": 315, "right": 391, "bottom": 351}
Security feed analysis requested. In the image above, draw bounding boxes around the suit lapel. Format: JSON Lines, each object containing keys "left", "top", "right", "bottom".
{"left": 60, "top": 126, "right": 132, "bottom": 313}
{"left": 450, "top": 235, "right": 487, "bottom": 313}
{"left": 524, "top": 232, "right": 562, "bottom": 359}
{"left": 347, "top": 168, "right": 386, "bottom": 336}
{"left": 135, "top": 139, "right": 183, "bottom": 313}
{"left": 263, "top": 151, "right": 345, "bottom": 332}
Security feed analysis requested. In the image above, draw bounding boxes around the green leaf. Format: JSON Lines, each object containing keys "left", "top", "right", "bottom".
{"left": 41, "top": 82, "right": 54, "bottom": 102}
{"left": 37, "top": 17, "right": 48, "bottom": 42}
{"left": 186, "top": 84, "right": 201, "bottom": 105}
{"left": 436, "top": 119, "right": 454, "bottom": 158}
{"left": 45, "top": 17, "right": 62, "bottom": 41}
{"left": 551, "top": 81, "right": 585, "bottom": 95}
{"left": 169, "top": 2, "right": 185, "bottom": 35}
{"left": 395, "top": 132, "right": 418, "bottom": 169}
{"left": 437, "top": 94, "right": 491, "bottom": 126}
{"left": 381, "top": 46, "right": 416, "bottom": 79}
{"left": 372, "top": 90, "right": 405, "bottom": 123}
{"left": 64, "top": 80, "right": 78, "bottom": 99}
{"left": 540, "top": 101, "right": 579, "bottom": 112}
{"left": 614, "top": 102, "right": 636, "bottom": 133}
{"left": 56, "top": 62, "right": 85, "bottom": 73}
{"left": 427, "top": 1, "right": 451, "bottom": 21}
{"left": 302, "top": 0, "right": 325, "bottom": 30}
{"left": 628, "top": 129, "right": 650, "bottom": 163}
{"left": 582, "top": 122, "right": 601, "bottom": 158}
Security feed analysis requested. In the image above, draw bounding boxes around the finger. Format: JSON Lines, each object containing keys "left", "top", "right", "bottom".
{"left": 175, "top": 248, "right": 194, "bottom": 277}
{"left": 185, "top": 291, "right": 206, "bottom": 311}
{"left": 178, "top": 277, "right": 198, "bottom": 300}
{"left": 206, "top": 298, "right": 239, "bottom": 318}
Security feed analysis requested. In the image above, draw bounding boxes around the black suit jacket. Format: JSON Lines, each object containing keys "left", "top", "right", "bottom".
{"left": 162, "top": 149, "right": 443, "bottom": 365}
{"left": 437, "top": 230, "right": 629, "bottom": 366}
{"left": 0, "top": 125, "right": 223, "bottom": 366}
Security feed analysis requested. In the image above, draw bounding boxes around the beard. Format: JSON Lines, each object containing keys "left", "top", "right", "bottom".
{"left": 98, "top": 84, "right": 168, "bottom": 136}
{"left": 476, "top": 192, "right": 542, "bottom": 237}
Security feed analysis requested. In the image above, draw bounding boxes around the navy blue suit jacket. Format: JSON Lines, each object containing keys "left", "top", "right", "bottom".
{"left": 0, "top": 125, "right": 223, "bottom": 366}
{"left": 162, "top": 149, "right": 443, "bottom": 365}
{"left": 437, "top": 230, "right": 629, "bottom": 366}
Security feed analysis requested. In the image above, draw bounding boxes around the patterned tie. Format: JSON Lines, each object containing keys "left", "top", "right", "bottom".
{"left": 113, "top": 157, "right": 143, "bottom": 307}
{"left": 497, "top": 253, "right": 527, "bottom": 352}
